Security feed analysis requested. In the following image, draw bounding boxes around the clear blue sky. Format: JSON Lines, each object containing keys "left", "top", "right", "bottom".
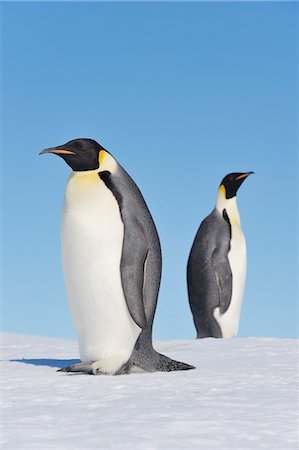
{"left": 2, "top": 2, "right": 298, "bottom": 340}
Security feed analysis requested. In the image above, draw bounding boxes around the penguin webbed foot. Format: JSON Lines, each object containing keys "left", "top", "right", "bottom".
{"left": 57, "top": 362, "right": 102, "bottom": 375}
{"left": 57, "top": 360, "right": 125, "bottom": 375}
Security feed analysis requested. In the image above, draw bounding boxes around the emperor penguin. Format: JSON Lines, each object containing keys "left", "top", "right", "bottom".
{"left": 187, "top": 172, "right": 253, "bottom": 339}
{"left": 40, "top": 138, "right": 194, "bottom": 374}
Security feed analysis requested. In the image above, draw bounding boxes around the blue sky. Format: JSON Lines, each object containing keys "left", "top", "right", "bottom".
{"left": 2, "top": 2, "right": 298, "bottom": 340}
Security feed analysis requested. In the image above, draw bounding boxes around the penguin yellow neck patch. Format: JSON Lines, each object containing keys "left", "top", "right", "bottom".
{"left": 97, "top": 150, "right": 118, "bottom": 174}
{"left": 99, "top": 150, "right": 106, "bottom": 166}
{"left": 219, "top": 184, "right": 226, "bottom": 198}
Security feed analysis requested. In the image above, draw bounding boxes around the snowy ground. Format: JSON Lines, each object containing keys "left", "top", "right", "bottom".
{"left": 1, "top": 333, "right": 298, "bottom": 449}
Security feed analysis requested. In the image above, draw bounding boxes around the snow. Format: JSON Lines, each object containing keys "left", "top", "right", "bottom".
{"left": 2, "top": 333, "right": 298, "bottom": 449}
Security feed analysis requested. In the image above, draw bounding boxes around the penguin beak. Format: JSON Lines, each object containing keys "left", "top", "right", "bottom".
{"left": 39, "top": 147, "right": 76, "bottom": 156}
{"left": 235, "top": 171, "right": 254, "bottom": 181}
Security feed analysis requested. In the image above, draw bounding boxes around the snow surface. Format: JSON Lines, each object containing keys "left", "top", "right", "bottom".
{"left": 2, "top": 333, "right": 298, "bottom": 449}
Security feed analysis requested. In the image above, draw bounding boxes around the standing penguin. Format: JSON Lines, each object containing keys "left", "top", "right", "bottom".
{"left": 40, "top": 138, "right": 194, "bottom": 374}
{"left": 187, "top": 172, "right": 253, "bottom": 338}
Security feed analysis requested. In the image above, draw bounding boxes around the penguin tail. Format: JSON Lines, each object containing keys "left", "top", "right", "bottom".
{"left": 155, "top": 352, "right": 195, "bottom": 372}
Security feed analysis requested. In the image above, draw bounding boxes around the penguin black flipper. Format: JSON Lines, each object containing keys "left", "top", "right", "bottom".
{"left": 213, "top": 208, "right": 232, "bottom": 314}
{"left": 99, "top": 170, "right": 148, "bottom": 329}
{"left": 120, "top": 215, "right": 148, "bottom": 329}
{"left": 211, "top": 242, "right": 232, "bottom": 314}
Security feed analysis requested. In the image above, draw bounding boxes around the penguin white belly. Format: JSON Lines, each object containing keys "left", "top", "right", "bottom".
{"left": 214, "top": 224, "right": 247, "bottom": 337}
{"left": 61, "top": 172, "right": 141, "bottom": 373}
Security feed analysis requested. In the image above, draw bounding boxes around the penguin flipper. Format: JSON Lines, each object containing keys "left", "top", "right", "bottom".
{"left": 120, "top": 217, "right": 148, "bottom": 330}
{"left": 212, "top": 247, "right": 232, "bottom": 314}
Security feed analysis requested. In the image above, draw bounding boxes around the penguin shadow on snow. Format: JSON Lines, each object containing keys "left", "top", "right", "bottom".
{"left": 10, "top": 358, "right": 80, "bottom": 369}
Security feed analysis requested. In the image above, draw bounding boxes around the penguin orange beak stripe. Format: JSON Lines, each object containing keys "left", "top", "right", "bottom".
{"left": 235, "top": 172, "right": 254, "bottom": 181}
{"left": 39, "top": 148, "right": 76, "bottom": 156}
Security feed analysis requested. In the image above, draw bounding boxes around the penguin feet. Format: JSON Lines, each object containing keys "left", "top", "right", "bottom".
{"left": 57, "top": 362, "right": 108, "bottom": 375}
{"left": 57, "top": 362, "right": 96, "bottom": 375}
{"left": 57, "top": 354, "right": 129, "bottom": 375}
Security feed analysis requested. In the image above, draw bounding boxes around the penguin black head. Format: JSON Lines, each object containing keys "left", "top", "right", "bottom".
{"left": 220, "top": 172, "right": 254, "bottom": 199}
{"left": 39, "top": 138, "right": 105, "bottom": 171}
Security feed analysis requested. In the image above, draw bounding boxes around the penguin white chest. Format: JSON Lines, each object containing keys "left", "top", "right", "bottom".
{"left": 61, "top": 172, "right": 141, "bottom": 370}
{"left": 228, "top": 223, "right": 247, "bottom": 317}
